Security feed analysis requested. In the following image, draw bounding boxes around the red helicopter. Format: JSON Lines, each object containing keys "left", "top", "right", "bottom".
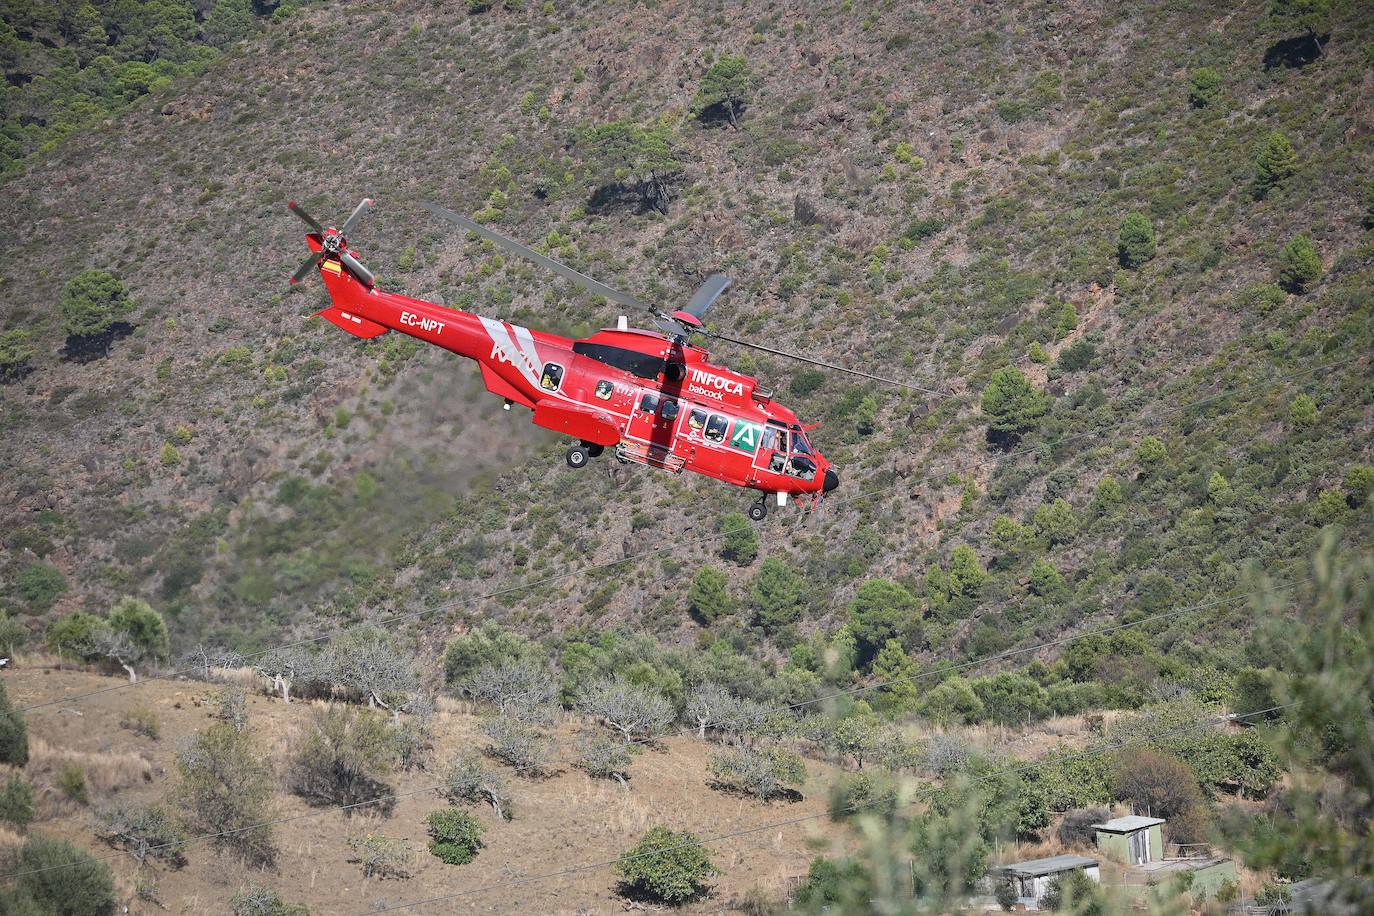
{"left": 288, "top": 199, "right": 928, "bottom": 519}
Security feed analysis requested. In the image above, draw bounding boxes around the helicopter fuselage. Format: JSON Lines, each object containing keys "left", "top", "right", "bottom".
{"left": 307, "top": 234, "right": 838, "bottom": 503}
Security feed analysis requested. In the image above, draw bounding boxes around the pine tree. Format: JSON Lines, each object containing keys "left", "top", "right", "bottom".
{"left": 1254, "top": 131, "right": 1298, "bottom": 198}
{"left": 1278, "top": 233, "right": 1321, "bottom": 293}
{"left": 1117, "top": 212, "right": 1156, "bottom": 268}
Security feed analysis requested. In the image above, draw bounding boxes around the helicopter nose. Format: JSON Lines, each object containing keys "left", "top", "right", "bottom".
{"left": 823, "top": 468, "right": 839, "bottom": 493}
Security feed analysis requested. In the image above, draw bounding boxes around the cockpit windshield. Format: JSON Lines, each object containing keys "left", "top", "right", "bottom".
{"left": 790, "top": 425, "right": 813, "bottom": 455}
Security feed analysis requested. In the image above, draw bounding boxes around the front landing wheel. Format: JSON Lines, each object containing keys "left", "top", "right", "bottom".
{"left": 748, "top": 500, "right": 768, "bottom": 522}
{"left": 566, "top": 446, "right": 590, "bottom": 469}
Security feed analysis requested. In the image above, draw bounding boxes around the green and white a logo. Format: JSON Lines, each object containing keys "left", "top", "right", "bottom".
{"left": 729, "top": 420, "right": 761, "bottom": 452}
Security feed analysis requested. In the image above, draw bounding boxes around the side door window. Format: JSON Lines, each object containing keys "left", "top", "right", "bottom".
{"left": 540, "top": 362, "right": 564, "bottom": 391}
{"left": 704, "top": 414, "right": 728, "bottom": 443}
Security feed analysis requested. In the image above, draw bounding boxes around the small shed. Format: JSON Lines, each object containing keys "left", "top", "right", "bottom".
{"left": 992, "top": 854, "right": 1100, "bottom": 907}
{"left": 1094, "top": 815, "right": 1165, "bottom": 865}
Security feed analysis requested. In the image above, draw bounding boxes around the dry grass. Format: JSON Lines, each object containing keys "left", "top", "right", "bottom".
{"left": 23, "top": 736, "right": 154, "bottom": 818}
{"left": 0, "top": 824, "right": 25, "bottom": 852}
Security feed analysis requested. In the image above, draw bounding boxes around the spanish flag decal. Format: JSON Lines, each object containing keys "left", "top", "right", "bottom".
{"left": 321, "top": 259, "right": 343, "bottom": 276}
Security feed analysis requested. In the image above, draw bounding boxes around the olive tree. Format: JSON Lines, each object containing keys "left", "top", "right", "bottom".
{"left": 480, "top": 715, "right": 555, "bottom": 776}
{"left": 328, "top": 627, "right": 417, "bottom": 715}
{"left": 576, "top": 677, "right": 674, "bottom": 743}
{"left": 254, "top": 645, "right": 316, "bottom": 703}
{"left": 287, "top": 707, "right": 396, "bottom": 813}
{"left": 707, "top": 746, "right": 807, "bottom": 801}
{"left": 576, "top": 730, "right": 633, "bottom": 786}
{"left": 462, "top": 658, "right": 559, "bottom": 723}
{"left": 440, "top": 752, "right": 513, "bottom": 821}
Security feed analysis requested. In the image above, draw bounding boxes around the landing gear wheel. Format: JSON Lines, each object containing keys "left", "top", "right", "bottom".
{"left": 566, "top": 446, "right": 590, "bottom": 469}
{"left": 748, "top": 500, "right": 768, "bottom": 522}
{"left": 586, "top": 443, "right": 604, "bottom": 458}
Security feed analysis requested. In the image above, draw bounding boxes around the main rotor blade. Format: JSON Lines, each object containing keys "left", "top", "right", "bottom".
{"left": 288, "top": 200, "right": 323, "bottom": 234}
{"left": 421, "top": 201, "right": 653, "bottom": 313}
{"left": 340, "top": 198, "right": 373, "bottom": 237}
{"left": 682, "top": 274, "right": 733, "bottom": 319}
{"left": 338, "top": 250, "right": 375, "bottom": 288}
{"left": 706, "top": 330, "right": 947, "bottom": 397}
{"left": 289, "top": 251, "right": 324, "bottom": 285}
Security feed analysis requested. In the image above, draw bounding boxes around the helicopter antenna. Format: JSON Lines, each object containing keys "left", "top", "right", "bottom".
{"left": 421, "top": 202, "right": 945, "bottom": 396}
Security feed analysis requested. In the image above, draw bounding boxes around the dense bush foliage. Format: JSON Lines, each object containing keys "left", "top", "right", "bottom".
{"left": 613, "top": 825, "right": 718, "bottom": 904}
{"left": 425, "top": 808, "right": 484, "bottom": 865}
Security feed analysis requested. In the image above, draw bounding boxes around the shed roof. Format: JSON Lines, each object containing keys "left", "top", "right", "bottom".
{"left": 994, "top": 855, "right": 1098, "bottom": 877}
{"left": 1094, "top": 815, "right": 1166, "bottom": 832}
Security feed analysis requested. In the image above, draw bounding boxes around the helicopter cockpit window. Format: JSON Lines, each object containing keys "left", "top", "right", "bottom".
{"left": 790, "top": 425, "right": 813, "bottom": 455}
{"left": 540, "top": 363, "right": 564, "bottom": 391}
{"left": 594, "top": 380, "right": 614, "bottom": 401}
{"left": 659, "top": 399, "right": 679, "bottom": 421}
{"left": 639, "top": 392, "right": 659, "bottom": 414}
{"left": 704, "top": 414, "right": 728, "bottom": 443}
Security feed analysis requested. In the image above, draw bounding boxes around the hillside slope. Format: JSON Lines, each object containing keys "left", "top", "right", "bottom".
{"left": 4, "top": 0, "right": 1370, "bottom": 663}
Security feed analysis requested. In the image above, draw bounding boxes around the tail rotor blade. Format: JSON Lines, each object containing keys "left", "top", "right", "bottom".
{"left": 288, "top": 200, "right": 324, "bottom": 234}
{"left": 421, "top": 201, "right": 653, "bottom": 313}
{"left": 289, "top": 252, "right": 324, "bottom": 285}
{"left": 340, "top": 198, "right": 373, "bottom": 237}
{"left": 705, "top": 330, "right": 947, "bottom": 397}
{"left": 338, "top": 251, "right": 375, "bottom": 288}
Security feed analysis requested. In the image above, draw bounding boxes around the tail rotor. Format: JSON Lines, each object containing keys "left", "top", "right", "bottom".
{"left": 287, "top": 198, "right": 376, "bottom": 288}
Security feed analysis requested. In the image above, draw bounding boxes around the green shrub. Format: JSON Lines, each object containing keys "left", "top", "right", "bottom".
{"left": 60, "top": 269, "right": 132, "bottom": 340}
{"left": 707, "top": 746, "right": 806, "bottom": 800}
{"left": 57, "top": 764, "right": 88, "bottom": 804}
{"left": 1136, "top": 435, "right": 1167, "bottom": 472}
{"left": 1278, "top": 233, "right": 1322, "bottom": 293}
{"left": 578, "top": 119, "right": 682, "bottom": 213}
{"left": 1289, "top": 393, "right": 1318, "bottom": 427}
{"left": 719, "top": 512, "right": 758, "bottom": 564}
{"left": 1117, "top": 212, "right": 1156, "bottom": 268}
{"left": 949, "top": 546, "right": 986, "bottom": 599}
{"left": 847, "top": 579, "right": 922, "bottom": 667}
{"left": 426, "top": 808, "right": 484, "bottom": 864}
{"left": 1028, "top": 559, "right": 1067, "bottom": 597}
{"left": 613, "top": 826, "right": 718, "bottom": 904}
{"left": 1235, "top": 282, "right": 1287, "bottom": 314}
{"left": 1254, "top": 131, "right": 1298, "bottom": 197}
{"left": 175, "top": 724, "right": 276, "bottom": 866}
{"left": 0, "top": 773, "right": 34, "bottom": 829}
{"left": 45, "top": 611, "right": 103, "bottom": 659}
{"left": 971, "top": 673, "right": 1051, "bottom": 726}
{"left": 981, "top": 367, "right": 1049, "bottom": 446}
{"left": 288, "top": 707, "right": 396, "bottom": 810}
{"left": 0, "top": 329, "right": 35, "bottom": 380}
{"left": 1363, "top": 178, "right": 1374, "bottom": 229}
{"left": 1188, "top": 67, "right": 1222, "bottom": 107}
{"left": 0, "top": 680, "right": 28, "bottom": 766}
{"left": 17, "top": 563, "right": 66, "bottom": 613}
{"left": 1343, "top": 465, "right": 1374, "bottom": 507}
{"left": 687, "top": 565, "right": 731, "bottom": 622}
{"left": 442, "top": 623, "right": 536, "bottom": 686}
{"left": 917, "top": 677, "right": 984, "bottom": 726}
{"left": 750, "top": 557, "right": 804, "bottom": 633}
{"left": 1032, "top": 499, "right": 1078, "bottom": 546}
{"left": 13, "top": 834, "right": 117, "bottom": 916}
